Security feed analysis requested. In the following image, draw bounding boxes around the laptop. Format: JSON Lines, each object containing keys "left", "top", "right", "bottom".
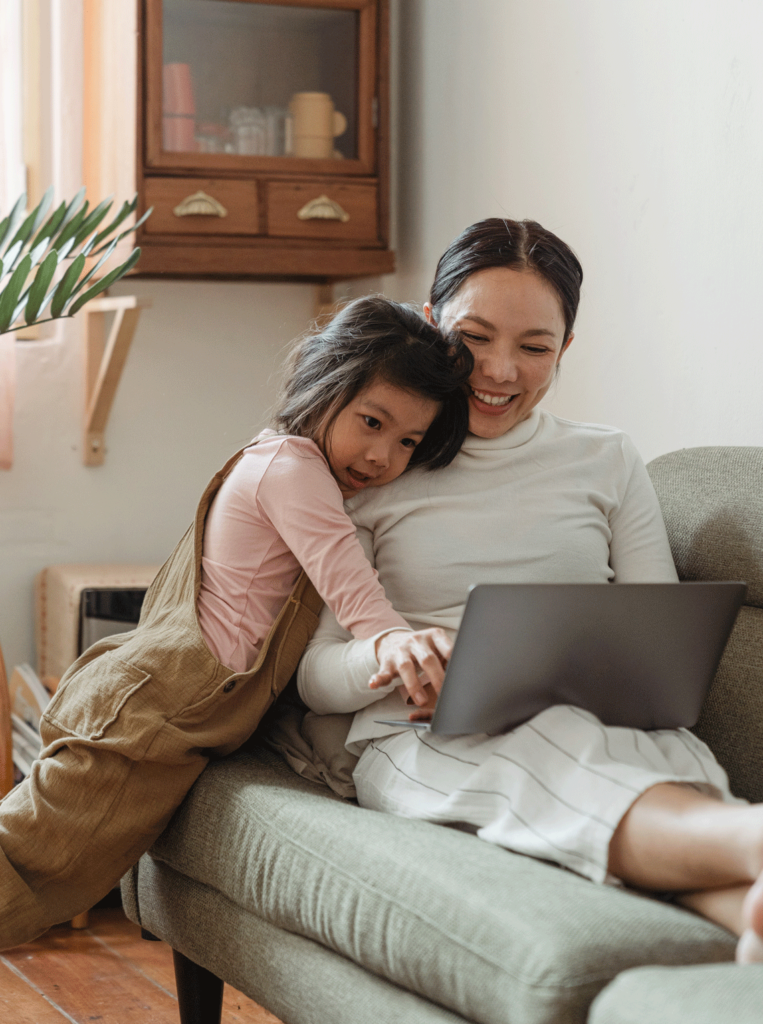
{"left": 377, "top": 582, "right": 746, "bottom": 735}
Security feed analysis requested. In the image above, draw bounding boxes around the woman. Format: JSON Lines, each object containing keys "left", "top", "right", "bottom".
{"left": 297, "top": 218, "right": 763, "bottom": 964}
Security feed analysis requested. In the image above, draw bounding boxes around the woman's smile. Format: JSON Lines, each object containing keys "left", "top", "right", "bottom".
{"left": 469, "top": 387, "right": 517, "bottom": 410}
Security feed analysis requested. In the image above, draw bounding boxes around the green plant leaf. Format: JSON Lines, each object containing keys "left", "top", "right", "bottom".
{"left": 12, "top": 288, "right": 34, "bottom": 327}
{"left": 24, "top": 250, "right": 59, "bottom": 324}
{"left": 1, "top": 240, "right": 24, "bottom": 275}
{"left": 30, "top": 200, "right": 67, "bottom": 251}
{"left": 90, "top": 195, "right": 137, "bottom": 249}
{"left": 0, "top": 254, "right": 33, "bottom": 333}
{"left": 89, "top": 207, "right": 153, "bottom": 256}
{"left": 69, "top": 196, "right": 113, "bottom": 251}
{"left": 0, "top": 194, "right": 27, "bottom": 252}
{"left": 52, "top": 203, "right": 89, "bottom": 252}
{"left": 68, "top": 238, "right": 117, "bottom": 299}
{"left": 30, "top": 186, "right": 54, "bottom": 234}
{"left": 55, "top": 237, "right": 77, "bottom": 262}
{"left": 5, "top": 188, "right": 52, "bottom": 253}
{"left": 56, "top": 187, "right": 87, "bottom": 235}
{"left": 27, "top": 236, "right": 50, "bottom": 269}
{"left": 50, "top": 253, "right": 86, "bottom": 318}
{"left": 69, "top": 248, "right": 141, "bottom": 315}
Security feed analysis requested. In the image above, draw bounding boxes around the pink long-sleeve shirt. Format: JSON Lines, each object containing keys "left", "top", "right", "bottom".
{"left": 197, "top": 434, "right": 410, "bottom": 672}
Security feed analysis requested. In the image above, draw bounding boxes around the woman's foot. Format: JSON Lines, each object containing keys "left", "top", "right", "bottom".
{"left": 736, "top": 877, "right": 763, "bottom": 963}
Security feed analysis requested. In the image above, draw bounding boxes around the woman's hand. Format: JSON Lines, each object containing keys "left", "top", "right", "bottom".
{"left": 405, "top": 682, "right": 438, "bottom": 721}
{"left": 370, "top": 628, "right": 453, "bottom": 706}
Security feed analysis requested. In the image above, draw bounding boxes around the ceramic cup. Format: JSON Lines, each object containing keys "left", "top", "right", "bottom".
{"left": 289, "top": 92, "right": 347, "bottom": 159}
{"left": 163, "top": 63, "right": 196, "bottom": 152}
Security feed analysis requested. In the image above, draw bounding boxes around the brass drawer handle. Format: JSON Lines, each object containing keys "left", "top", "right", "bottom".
{"left": 173, "top": 191, "right": 228, "bottom": 218}
{"left": 297, "top": 194, "right": 350, "bottom": 223}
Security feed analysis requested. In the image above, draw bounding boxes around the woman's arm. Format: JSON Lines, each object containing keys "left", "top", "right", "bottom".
{"left": 609, "top": 439, "right": 679, "bottom": 582}
{"left": 296, "top": 517, "right": 452, "bottom": 713}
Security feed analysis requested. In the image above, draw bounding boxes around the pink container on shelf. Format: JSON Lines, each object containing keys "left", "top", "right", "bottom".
{"left": 163, "top": 62, "right": 197, "bottom": 152}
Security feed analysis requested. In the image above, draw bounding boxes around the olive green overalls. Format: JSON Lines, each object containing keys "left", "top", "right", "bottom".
{"left": 0, "top": 445, "right": 323, "bottom": 949}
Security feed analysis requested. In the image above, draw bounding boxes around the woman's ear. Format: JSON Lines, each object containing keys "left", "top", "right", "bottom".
{"left": 423, "top": 302, "right": 436, "bottom": 326}
{"left": 558, "top": 332, "right": 574, "bottom": 362}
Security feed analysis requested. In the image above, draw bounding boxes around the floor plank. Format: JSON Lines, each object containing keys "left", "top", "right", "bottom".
{"left": 90, "top": 910, "right": 282, "bottom": 1024}
{"left": 2, "top": 908, "right": 282, "bottom": 1024}
{"left": 0, "top": 958, "right": 72, "bottom": 1023}
{"left": 3, "top": 922, "right": 180, "bottom": 1024}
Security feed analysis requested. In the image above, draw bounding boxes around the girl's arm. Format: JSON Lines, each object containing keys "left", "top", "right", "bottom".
{"left": 258, "top": 440, "right": 412, "bottom": 639}
{"left": 295, "top": 509, "right": 451, "bottom": 714}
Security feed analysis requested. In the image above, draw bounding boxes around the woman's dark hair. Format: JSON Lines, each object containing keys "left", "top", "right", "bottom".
{"left": 273, "top": 296, "right": 473, "bottom": 470}
{"left": 429, "top": 218, "right": 584, "bottom": 341}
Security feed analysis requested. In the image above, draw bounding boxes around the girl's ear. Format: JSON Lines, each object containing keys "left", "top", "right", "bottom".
{"left": 423, "top": 302, "right": 436, "bottom": 326}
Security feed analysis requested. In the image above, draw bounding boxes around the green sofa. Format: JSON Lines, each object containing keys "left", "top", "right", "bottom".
{"left": 122, "top": 446, "right": 763, "bottom": 1024}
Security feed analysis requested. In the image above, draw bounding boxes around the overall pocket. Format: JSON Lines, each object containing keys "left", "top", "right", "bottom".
{"left": 42, "top": 652, "right": 154, "bottom": 753}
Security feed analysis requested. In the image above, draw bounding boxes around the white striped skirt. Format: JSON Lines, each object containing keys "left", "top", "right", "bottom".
{"left": 352, "top": 705, "right": 740, "bottom": 885}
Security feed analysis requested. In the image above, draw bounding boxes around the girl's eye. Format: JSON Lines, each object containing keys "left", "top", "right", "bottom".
{"left": 524, "top": 345, "right": 550, "bottom": 355}
{"left": 460, "top": 330, "right": 488, "bottom": 343}
{"left": 401, "top": 437, "right": 417, "bottom": 449}
{"left": 364, "top": 416, "right": 381, "bottom": 429}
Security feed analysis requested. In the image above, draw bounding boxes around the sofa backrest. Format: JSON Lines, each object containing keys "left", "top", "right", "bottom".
{"left": 648, "top": 447, "right": 763, "bottom": 803}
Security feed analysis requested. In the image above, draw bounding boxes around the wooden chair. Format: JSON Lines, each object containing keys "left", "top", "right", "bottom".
{"left": 0, "top": 640, "right": 14, "bottom": 798}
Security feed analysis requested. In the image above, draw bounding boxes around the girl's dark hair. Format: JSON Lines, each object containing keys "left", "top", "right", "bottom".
{"left": 274, "top": 296, "right": 473, "bottom": 470}
{"left": 430, "top": 218, "right": 584, "bottom": 341}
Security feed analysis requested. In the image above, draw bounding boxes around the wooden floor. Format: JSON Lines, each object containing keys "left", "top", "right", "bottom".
{"left": 0, "top": 907, "right": 282, "bottom": 1024}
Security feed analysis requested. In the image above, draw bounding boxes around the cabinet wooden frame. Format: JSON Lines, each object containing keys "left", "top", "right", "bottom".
{"left": 83, "top": 0, "right": 394, "bottom": 282}
{"left": 143, "top": 0, "right": 378, "bottom": 177}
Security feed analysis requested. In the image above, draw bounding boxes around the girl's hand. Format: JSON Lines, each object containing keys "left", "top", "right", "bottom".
{"left": 370, "top": 628, "right": 453, "bottom": 706}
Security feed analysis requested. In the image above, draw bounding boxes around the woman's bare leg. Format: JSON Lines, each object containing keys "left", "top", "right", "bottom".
{"left": 607, "top": 782, "right": 763, "bottom": 961}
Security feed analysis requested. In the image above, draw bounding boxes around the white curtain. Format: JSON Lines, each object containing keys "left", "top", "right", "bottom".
{"left": 0, "top": 0, "right": 23, "bottom": 469}
{"left": 0, "top": 0, "right": 25, "bottom": 211}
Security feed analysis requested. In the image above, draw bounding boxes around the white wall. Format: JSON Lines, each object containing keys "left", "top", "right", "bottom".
{"left": 388, "top": 0, "right": 763, "bottom": 462}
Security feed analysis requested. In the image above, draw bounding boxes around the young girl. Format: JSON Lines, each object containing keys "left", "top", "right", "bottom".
{"left": 0, "top": 296, "right": 471, "bottom": 950}
{"left": 198, "top": 295, "right": 471, "bottom": 677}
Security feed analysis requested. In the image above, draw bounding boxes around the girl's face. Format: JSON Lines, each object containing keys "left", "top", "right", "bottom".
{"left": 426, "top": 267, "right": 572, "bottom": 439}
{"left": 323, "top": 379, "right": 440, "bottom": 499}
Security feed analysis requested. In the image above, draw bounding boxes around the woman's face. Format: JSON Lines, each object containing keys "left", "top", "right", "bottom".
{"left": 426, "top": 267, "right": 572, "bottom": 439}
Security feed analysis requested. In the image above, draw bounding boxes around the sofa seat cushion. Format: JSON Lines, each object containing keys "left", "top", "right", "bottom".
{"left": 144, "top": 743, "right": 735, "bottom": 1024}
{"left": 587, "top": 962, "right": 763, "bottom": 1023}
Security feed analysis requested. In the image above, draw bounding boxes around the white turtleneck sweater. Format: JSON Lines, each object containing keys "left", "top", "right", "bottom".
{"left": 297, "top": 408, "right": 678, "bottom": 753}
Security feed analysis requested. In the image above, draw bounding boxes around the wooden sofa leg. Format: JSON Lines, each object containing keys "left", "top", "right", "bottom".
{"left": 172, "top": 949, "right": 224, "bottom": 1024}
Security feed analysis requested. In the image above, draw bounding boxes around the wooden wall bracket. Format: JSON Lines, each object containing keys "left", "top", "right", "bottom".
{"left": 83, "top": 295, "right": 151, "bottom": 466}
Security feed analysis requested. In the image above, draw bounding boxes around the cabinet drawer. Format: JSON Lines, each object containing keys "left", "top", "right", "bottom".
{"left": 267, "top": 181, "right": 378, "bottom": 242}
{"left": 143, "top": 178, "right": 260, "bottom": 236}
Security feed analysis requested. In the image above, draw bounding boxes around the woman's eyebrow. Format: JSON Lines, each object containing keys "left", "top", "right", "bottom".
{"left": 457, "top": 315, "right": 555, "bottom": 339}
{"left": 456, "top": 314, "right": 494, "bottom": 329}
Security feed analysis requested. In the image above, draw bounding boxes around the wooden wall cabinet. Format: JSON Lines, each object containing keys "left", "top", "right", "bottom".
{"left": 84, "top": 0, "right": 393, "bottom": 281}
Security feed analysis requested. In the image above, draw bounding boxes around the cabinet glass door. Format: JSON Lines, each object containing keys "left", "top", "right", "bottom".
{"left": 147, "top": 0, "right": 375, "bottom": 172}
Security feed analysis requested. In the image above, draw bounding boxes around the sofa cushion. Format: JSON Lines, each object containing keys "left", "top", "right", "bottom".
{"left": 145, "top": 743, "right": 735, "bottom": 1024}
{"left": 691, "top": 605, "right": 763, "bottom": 803}
{"left": 587, "top": 962, "right": 763, "bottom": 1023}
{"left": 125, "top": 857, "right": 469, "bottom": 1024}
{"left": 647, "top": 446, "right": 763, "bottom": 608}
